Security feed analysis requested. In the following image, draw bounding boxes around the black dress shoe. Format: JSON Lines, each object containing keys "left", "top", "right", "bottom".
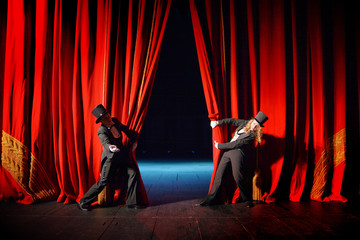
{"left": 194, "top": 200, "right": 210, "bottom": 207}
{"left": 77, "top": 202, "right": 89, "bottom": 211}
{"left": 245, "top": 201, "right": 254, "bottom": 208}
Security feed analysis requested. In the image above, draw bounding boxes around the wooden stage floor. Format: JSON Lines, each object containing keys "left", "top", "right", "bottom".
{"left": 1, "top": 160, "right": 359, "bottom": 239}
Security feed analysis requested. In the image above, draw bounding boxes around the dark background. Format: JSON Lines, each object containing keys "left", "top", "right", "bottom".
{"left": 136, "top": 2, "right": 213, "bottom": 160}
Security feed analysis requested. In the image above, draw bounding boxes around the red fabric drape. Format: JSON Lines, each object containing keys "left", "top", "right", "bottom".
{"left": 108, "top": 0, "right": 172, "bottom": 203}
{"left": 0, "top": 0, "right": 171, "bottom": 204}
{"left": 189, "top": 0, "right": 233, "bottom": 202}
{"left": 190, "top": 0, "right": 359, "bottom": 203}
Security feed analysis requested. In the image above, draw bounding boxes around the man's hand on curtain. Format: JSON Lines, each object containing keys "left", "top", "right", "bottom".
{"left": 210, "top": 121, "right": 219, "bottom": 128}
{"left": 214, "top": 140, "right": 219, "bottom": 149}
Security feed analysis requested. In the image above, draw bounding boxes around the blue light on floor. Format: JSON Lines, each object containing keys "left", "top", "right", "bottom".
{"left": 137, "top": 159, "right": 214, "bottom": 205}
{"left": 137, "top": 160, "right": 214, "bottom": 173}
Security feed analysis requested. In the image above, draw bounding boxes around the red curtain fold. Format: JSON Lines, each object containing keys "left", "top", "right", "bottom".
{"left": 288, "top": 0, "right": 310, "bottom": 202}
{"left": 108, "top": 0, "right": 172, "bottom": 203}
{"left": 257, "top": 0, "right": 287, "bottom": 203}
{"left": 189, "top": 0, "right": 233, "bottom": 202}
{"left": 190, "top": 0, "right": 358, "bottom": 203}
{"left": 1, "top": 0, "right": 171, "bottom": 204}
{"left": 1, "top": 0, "right": 35, "bottom": 204}
{"left": 306, "top": 0, "right": 326, "bottom": 202}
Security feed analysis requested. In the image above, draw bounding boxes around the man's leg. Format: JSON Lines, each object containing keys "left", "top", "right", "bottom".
{"left": 80, "top": 159, "right": 115, "bottom": 209}
{"left": 125, "top": 167, "right": 139, "bottom": 206}
{"left": 201, "top": 154, "right": 231, "bottom": 205}
{"left": 230, "top": 150, "right": 253, "bottom": 204}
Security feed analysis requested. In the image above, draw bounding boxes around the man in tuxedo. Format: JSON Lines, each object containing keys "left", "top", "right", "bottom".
{"left": 196, "top": 111, "right": 268, "bottom": 208}
{"left": 77, "top": 104, "right": 147, "bottom": 211}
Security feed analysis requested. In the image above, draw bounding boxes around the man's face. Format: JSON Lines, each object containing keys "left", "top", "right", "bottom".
{"left": 100, "top": 113, "right": 112, "bottom": 125}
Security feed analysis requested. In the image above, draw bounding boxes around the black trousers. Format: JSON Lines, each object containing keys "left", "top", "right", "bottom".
{"left": 80, "top": 155, "right": 141, "bottom": 208}
{"left": 203, "top": 149, "right": 252, "bottom": 204}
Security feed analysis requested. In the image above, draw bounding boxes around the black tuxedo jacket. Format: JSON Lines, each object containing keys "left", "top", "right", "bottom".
{"left": 217, "top": 118, "right": 255, "bottom": 151}
{"left": 97, "top": 117, "right": 136, "bottom": 167}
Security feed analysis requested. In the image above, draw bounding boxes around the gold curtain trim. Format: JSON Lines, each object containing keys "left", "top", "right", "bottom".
{"left": 310, "top": 128, "right": 346, "bottom": 200}
{"left": 1, "top": 130, "right": 57, "bottom": 202}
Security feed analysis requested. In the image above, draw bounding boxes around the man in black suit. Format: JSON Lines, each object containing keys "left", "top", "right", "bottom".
{"left": 196, "top": 111, "right": 268, "bottom": 208}
{"left": 77, "top": 104, "right": 147, "bottom": 211}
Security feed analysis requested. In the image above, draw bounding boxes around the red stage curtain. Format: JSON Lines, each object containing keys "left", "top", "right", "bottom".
{"left": 190, "top": 0, "right": 359, "bottom": 203}
{"left": 107, "top": 0, "right": 171, "bottom": 203}
{"left": 0, "top": 0, "right": 171, "bottom": 204}
{"left": 189, "top": 0, "right": 234, "bottom": 203}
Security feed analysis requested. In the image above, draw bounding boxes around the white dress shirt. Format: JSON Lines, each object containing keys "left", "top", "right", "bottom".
{"left": 230, "top": 128, "right": 245, "bottom": 142}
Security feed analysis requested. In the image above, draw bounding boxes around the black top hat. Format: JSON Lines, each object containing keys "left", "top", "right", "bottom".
{"left": 92, "top": 104, "right": 108, "bottom": 123}
{"left": 254, "top": 111, "right": 268, "bottom": 127}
